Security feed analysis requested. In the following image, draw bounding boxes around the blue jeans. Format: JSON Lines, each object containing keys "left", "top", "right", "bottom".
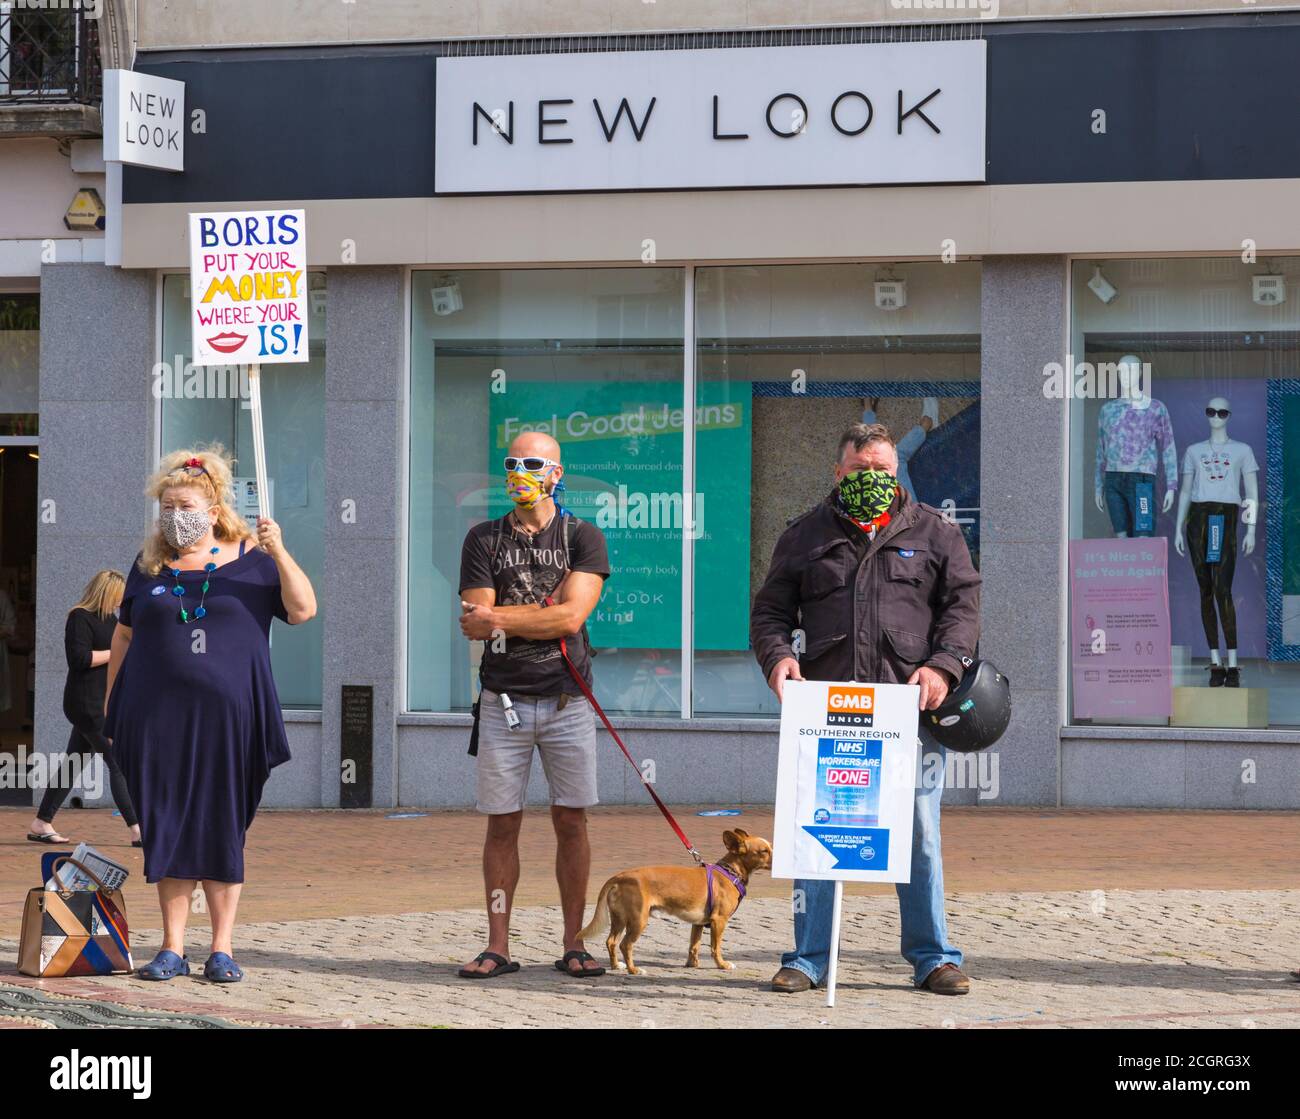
{"left": 1102, "top": 471, "right": 1156, "bottom": 537}
{"left": 781, "top": 740, "right": 961, "bottom": 987}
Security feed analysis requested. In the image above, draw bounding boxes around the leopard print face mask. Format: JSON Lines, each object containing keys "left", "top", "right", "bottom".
{"left": 159, "top": 506, "right": 211, "bottom": 549}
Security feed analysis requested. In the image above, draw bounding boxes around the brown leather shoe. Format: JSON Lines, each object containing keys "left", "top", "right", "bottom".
{"left": 920, "top": 963, "right": 970, "bottom": 995}
{"left": 771, "top": 966, "right": 814, "bottom": 993}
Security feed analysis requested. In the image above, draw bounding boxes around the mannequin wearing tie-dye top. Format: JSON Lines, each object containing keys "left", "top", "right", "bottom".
{"left": 1094, "top": 398, "right": 1178, "bottom": 536}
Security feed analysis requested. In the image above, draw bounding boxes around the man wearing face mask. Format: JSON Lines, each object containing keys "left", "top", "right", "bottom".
{"left": 457, "top": 432, "right": 611, "bottom": 980}
{"left": 751, "top": 422, "right": 981, "bottom": 996}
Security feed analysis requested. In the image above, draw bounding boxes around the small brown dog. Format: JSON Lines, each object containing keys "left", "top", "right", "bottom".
{"left": 578, "top": 829, "right": 773, "bottom": 975}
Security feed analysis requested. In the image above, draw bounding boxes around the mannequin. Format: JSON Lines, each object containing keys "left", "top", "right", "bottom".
{"left": 1174, "top": 396, "right": 1259, "bottom": 688}
{"left": 862, "top": 395, "right": 939, "bottom": 501}
{"left": 1094, "top": 355, "right": 1178, "bottom": 537}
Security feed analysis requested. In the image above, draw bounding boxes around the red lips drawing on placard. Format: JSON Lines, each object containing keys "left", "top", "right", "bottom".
{"left": 206, "top": 332, "right": 248, "bottom": 354}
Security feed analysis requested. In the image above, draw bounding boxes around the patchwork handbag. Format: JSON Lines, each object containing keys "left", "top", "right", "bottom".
{"left": 17, "top": 856, "right": 133, "bottom": 977}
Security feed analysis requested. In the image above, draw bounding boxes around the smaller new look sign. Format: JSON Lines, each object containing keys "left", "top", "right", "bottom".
{"left": 434, "top": 41, "right": 986, "bottom": 194}
{"left": 103, "top": 69, "right": 185, "bottom": 172}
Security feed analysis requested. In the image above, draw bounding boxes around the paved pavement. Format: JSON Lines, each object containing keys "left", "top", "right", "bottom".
{"left": 2, "top": 806, "right": 1299, "bottom": 1028}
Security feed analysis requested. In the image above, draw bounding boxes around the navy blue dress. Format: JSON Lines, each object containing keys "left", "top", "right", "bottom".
{"left": 105, "top": 541, "right": 291, "bottom": 883}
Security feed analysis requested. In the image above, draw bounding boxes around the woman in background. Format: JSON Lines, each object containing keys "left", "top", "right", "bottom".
{"left": 26, "top": 571, "right": 140, "bottom": 846}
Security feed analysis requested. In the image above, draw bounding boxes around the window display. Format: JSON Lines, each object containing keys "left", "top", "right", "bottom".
{"left": 407, "top": 268, "right": 686, "bottom": 715}
{"left": 406, "top": 263, "right": 982, "bottom": 719}
{"left": 1068, "top": 257, "right": 1300, "bottom": 727}
{"left": 0, "top": 294, "right": 39, "bottom": 436}
{"left": 694, "top": 262, "right": 982, "bottom": 717}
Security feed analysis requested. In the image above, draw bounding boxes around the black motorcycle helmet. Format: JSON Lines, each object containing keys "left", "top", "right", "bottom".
{"left": 924, "top": 659, "right": 1011, "bottom": 752}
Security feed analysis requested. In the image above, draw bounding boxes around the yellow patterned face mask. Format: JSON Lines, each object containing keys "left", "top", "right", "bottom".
{"left": 505, "top": 468, "right": 551, "bottom": 508}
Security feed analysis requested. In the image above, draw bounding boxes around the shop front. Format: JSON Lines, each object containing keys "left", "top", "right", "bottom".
{"left": 33, "top": 12, "right": 1300, "bottom": 810}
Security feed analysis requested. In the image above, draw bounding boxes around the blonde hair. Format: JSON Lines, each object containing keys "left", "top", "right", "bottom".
{"left": 139, "top": 444, "right": 255, "bottom": 576}
{"left": 71, "top": 570, "right": 125, "bottom": 618}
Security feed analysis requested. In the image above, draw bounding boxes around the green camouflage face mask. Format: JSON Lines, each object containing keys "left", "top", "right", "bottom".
{"left": 837, "top": 468, "right": 897, "bottom": 521}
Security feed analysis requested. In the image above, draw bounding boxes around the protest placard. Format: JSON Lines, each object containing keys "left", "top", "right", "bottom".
{"left": 187, "top": 209, "right": 308, "bottom": 367}
{"left": 772, "top": 679, "right": 920, "bottom": 1005}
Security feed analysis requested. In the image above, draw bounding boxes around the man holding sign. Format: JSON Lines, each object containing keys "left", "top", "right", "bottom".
{"left": 751, "top": 422, "right": 981, "bottom": 996}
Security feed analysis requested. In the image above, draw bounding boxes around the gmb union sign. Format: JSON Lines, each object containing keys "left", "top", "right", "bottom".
{"left": 434, "top": 41, "right": 986, "bottom": 194}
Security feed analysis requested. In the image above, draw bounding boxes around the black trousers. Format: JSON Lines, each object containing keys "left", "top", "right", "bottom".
{"left": 36, "top": 717, "right": 139, "bottom": 828}
{"left": 1185, "top": 502, "right": 1239, "bottom": 650}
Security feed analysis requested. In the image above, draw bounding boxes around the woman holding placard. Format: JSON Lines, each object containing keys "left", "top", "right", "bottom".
{"left": 105, "top": 446, "right": 316, "bottom": 982}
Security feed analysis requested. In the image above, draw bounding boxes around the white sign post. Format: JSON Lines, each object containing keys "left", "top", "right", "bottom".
{"left": 188, "top": 209, "right": 309, "bottom": 519}
{"left": 772, "top": 680, "right": 920, "bottom": 1008}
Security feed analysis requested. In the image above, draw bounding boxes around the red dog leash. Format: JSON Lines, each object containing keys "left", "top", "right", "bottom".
{"left": 550, "top": 617, "right": 703, "bottom": 865}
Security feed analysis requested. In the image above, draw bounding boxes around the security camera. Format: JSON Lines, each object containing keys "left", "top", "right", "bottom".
{"left": 1087, "top": 267, "right": 1118, "bottom": 305}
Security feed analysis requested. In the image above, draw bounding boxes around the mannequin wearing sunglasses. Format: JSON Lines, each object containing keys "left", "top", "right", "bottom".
{"left": 1174, "top": 396, "right": 1259, "bottom": 687}
{"left": 1093, "top": 355, "right": 1178, "bottom": 537}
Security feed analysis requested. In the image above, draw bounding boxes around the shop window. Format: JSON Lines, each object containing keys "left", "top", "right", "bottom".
{"left": 693, "top": 263, "right": 983, "bottom": 717}
{"left": 158, "top": 273, "right": 326, "bottom": 708}
{"left": 0, "top": 293, "right": 39, "bottom": 436}
{"left": 408, "top": 268, "right": 686, "bottom": 715}
{"left": 1067, "top": 257, "right": 1300, "bottom": 728}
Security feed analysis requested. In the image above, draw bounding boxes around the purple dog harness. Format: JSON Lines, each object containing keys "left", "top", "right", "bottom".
{"left": 703, "top": 863, "right": 747, "bottom": 921}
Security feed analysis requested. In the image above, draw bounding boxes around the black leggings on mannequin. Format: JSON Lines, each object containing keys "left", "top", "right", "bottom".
{"left": 1185, "top": 502, "right": 1239, "bottom": 650}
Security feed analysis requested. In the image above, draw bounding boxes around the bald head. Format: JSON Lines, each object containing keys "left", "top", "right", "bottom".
{"left": 509, "top": 431, "right": 561, "bottom": 463}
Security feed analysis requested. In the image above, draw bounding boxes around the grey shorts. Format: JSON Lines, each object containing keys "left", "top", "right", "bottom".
{"left": 475, "top": 688, "right": 599, "bottom": 814}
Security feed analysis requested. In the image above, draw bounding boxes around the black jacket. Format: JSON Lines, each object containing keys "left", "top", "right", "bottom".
{"left": 750, "top": 487, "right": 981, "bottom": 688}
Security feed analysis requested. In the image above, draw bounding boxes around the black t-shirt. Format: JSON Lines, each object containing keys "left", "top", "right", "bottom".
{"left": 63, "top": 607, "right": 116, "bottom": 725}
{"left": 459, "top": 511, "right": 610, "bottom": 696}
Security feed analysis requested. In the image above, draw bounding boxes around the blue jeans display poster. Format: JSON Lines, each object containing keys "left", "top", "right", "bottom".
{"left": 1267, "top": 381, "right": 1300, "bottom": 659}
{"left": 488, "top": 381, "right": 751, "bottom": 650}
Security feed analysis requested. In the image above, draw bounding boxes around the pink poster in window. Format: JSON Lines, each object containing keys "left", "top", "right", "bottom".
{"left": 1069, "top": 538, "right": 1173, "bottom": 721}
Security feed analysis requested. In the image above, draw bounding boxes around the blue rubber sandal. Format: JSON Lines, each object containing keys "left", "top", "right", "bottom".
{"left": 137, "top": 950, "right": 190, "bottom": 981}
{"left": 203, "top": 952, "right": 244, "bottom": 983}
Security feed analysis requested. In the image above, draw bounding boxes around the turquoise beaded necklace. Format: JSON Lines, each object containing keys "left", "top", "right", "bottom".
{"left": 169, "top": 546, "right": 219, "bottom": 622}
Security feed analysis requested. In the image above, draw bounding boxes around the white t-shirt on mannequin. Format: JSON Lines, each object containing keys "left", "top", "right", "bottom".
{"left": 1181, "top": 439, "right": 1259, "bottom": 505}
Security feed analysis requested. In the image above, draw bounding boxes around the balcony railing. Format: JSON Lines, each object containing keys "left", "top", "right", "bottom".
{"left": 0, "top": 3, "right": 101, "bottom": 104}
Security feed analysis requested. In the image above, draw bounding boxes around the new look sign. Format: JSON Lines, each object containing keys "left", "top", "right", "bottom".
{"left": 103, "top": 69, "right": 185, "bottom": 172}
{"left": 434, "top": 41, "right": 986, "bottom": 194}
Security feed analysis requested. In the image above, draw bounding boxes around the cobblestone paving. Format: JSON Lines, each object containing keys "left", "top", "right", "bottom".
{"left": 5, "top": 890, "right": 1298, "bottom": 1029}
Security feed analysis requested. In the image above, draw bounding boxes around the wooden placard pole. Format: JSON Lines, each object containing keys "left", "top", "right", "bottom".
{"left": 246, "top": 363, "right": 269, "bottom": 520}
